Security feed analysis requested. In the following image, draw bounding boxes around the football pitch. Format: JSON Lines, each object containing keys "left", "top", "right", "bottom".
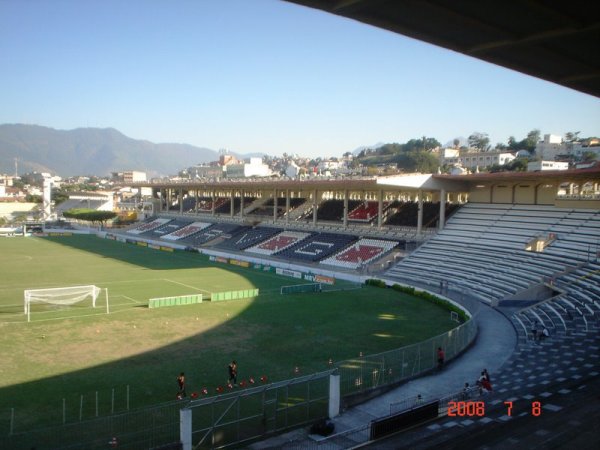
{"left": 0, "top": 234, "right": 455, "bottom": 432}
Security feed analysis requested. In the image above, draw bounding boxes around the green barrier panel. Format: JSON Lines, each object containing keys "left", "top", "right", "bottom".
{"left": 148, "top": 294, "right": 203, "bottom": 308}
{"left": 209, "top": 289, "right": 260, "bottom": 302}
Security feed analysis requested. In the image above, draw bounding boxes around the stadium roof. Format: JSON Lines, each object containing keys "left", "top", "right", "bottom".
{"left": 285, "top": 0, "right": 600, "bottom": 98}
{"left": 136, "top": 166, "right": 600, "bottom": 193}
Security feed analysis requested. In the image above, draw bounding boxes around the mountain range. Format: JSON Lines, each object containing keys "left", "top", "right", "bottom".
{"left": 0, "top": 124, "right": 222, "bottom": 177}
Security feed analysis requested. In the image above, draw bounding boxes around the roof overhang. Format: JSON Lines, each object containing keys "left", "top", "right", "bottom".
{"left": 285, "top": 0, "right": 600, "bottom": 98}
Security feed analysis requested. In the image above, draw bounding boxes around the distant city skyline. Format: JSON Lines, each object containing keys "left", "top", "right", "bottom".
{"left": 1, "top": 0, "right": 599, "bottom": 158}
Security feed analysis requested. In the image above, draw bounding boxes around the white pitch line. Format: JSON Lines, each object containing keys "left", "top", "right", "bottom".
{"left": 163, "top": 278, "right": 211, "bottom": 294}
{"left": 121, "top": 295, "right": 141, "bottom": 304}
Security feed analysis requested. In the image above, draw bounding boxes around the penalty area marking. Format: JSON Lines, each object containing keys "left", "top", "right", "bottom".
{"left": 163, "top": 278, "right": 211, "bottom": 294}
{"left": 120, "top": 295, "right": 141, "bottom": 304}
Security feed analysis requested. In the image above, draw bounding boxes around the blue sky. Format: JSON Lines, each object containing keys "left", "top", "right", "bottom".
{"left": 1, "top": 0, "right": 599, "bottom": 158}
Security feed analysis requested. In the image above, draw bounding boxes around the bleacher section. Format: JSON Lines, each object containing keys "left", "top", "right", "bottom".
{"left": 321, "top": 238, "right": 399, "bottom": 269}
{"left": 508, "top": 262, "right": 600, "bottom": 361}
{"left": 275, "top": 232, "right": 358, "bottom": 262}
{"left": 190, "top": 197, "right": 228, "bottom": 213}
{"left": 126, "top": 218, "right": 171, "bottom": 234}
{"left": 385, "top": 203, "right": 600, "bottom": 305}
{"left": 245, "top": 231, "right": 312, "bottom": 255}
{"left": 215, "top": 226, "right": 282, "bottom": 251}
{"left": 348, "top": 201, "right": 387, "bottom": 222}
{"left": 317, "top": 199, "right": 362, "bottom": 221}
{"left": 143, "top": 219, "right": 193, "bottom": 239}
{"left": 250, "top": 197, "right": 307, "bottom": 217}
{"left": 384, "top": 201, "right": 447, "bottom": 227}
{"left": 161, "top": 221, "right": 212, "bottom": 241}
{"left": 178, "top": 223, "right": 249, "bottom": 247}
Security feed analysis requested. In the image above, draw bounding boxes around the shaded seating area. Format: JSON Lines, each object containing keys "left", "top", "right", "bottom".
{"left": 193, "top": 197, "right": 229, "bottom": 213}
{"left": 250, "top": 198, "right": 306, "bottom": 217}
{"left": 348, "top": 201, "right": 385, "bottom": 222}
{"left": 384, "top": 201, "right": 447, "bottom": 228}
{"left": 512, "top": 261, "right": 600, "bottom": 345}
{"left": 316, "top": 199, "right": 361, "bottom": 221}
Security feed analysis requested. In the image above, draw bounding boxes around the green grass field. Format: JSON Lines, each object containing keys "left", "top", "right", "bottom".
{"left": 0, "top": 234, "right": 455, "bottom": 434}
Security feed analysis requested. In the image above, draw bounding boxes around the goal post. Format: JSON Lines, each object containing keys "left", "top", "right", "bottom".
{"left": 24, "top": 285, "right": 103, "bottom": 322}
{"left": 280, "top": 283, "right": 322, "bottom": 295}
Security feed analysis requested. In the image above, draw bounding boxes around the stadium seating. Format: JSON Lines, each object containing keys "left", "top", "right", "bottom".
{"left": 161, "top": 221, "right": 212, "bottom": 241}
{"left": 244, "top": 197, "right": 306, "bottom": 218}
{"left": 320, "top": 238, "right": 399, "bottom": 269}
{"left": 245, "top": 231, "right": 312, "bottom": 255}
{"left": 348, "top": 201, "right": 384, "bottom": 222}
{"left": 512, "top": 261, "right": 600, "bottom": 343}
{"left": 275, "top": 232, "right": 359, "bottom": 262}
{"left": 191, "top": 197, "right": 229, "bottom": 213}
{"left": 215, "top": 226, "right": 282, "bottom": 251}
{"left": 316, "top": 199, "right": 362, "bottom": 221}
{"left": 385, "top": 203, "right": 600, "bottom": 304}
{"left": 126, "top": 217, "right": 172, "bottom": 235}
{"left": 179, "top": 223, "right": 249, "bottom": 247}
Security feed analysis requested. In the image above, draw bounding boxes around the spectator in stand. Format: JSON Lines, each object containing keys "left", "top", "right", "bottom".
{"left": 531, "top": 321, "right": 539, "bottom": 341}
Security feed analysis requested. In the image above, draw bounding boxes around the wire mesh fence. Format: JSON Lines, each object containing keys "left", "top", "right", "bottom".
{"left": 188, "top": 371, "right": 331, "bottom": 449}
{"left": 337, "top": 316, "right": 478, "bottom": 397}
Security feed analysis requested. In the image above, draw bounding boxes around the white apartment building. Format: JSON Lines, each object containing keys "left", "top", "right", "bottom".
{"left": 225, "top": 158, "right": 271, "bottom": 178}
{"left": 535, "top": 134, "right": 568, "bottom": 160}
{"left": 443, "top": 150, "right": 515, "bottom": 169}
{"left": 527, "top": 161, "right": 569, "bottom": 171}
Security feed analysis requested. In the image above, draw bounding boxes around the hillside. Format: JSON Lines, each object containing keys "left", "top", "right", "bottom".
{"left": 0, "top": 124, "right": 218, "bottom": 177}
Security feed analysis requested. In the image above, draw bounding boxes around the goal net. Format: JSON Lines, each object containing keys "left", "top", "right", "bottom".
{"left": 280, "top": 283, "right": 322, "bottom": 295}
{"left": 24, "top": 285, "right": 102, "bottom": 321}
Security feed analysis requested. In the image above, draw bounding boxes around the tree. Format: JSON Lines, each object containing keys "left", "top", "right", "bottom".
{"left": 565, "top": 131, "right": 580, "bottom": 142}
{"left": 52, "top": 189, "right": 70, "bottom": 205}
{"left": 63, "top": 209, "right": 117, "bottom": 227}
{"left": 468, "top": 132, "right": 490, "bottom": 151}
{"left": 394, "top": 150, "right": 439, "bottom": 173}
{"left": 25, "top": 194, "right": 42, "bottom": 203}
{"left": 507, "top": 136, "right": 518, "bottom": 150}
{"left": 524, "top": 129, "right": 540, "bottom": 152}
{"left": 580, "top": 151, "right": 598, "bottom": 163}
{"left": 488, "top": 158, "right": 529, "bottom": 173}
